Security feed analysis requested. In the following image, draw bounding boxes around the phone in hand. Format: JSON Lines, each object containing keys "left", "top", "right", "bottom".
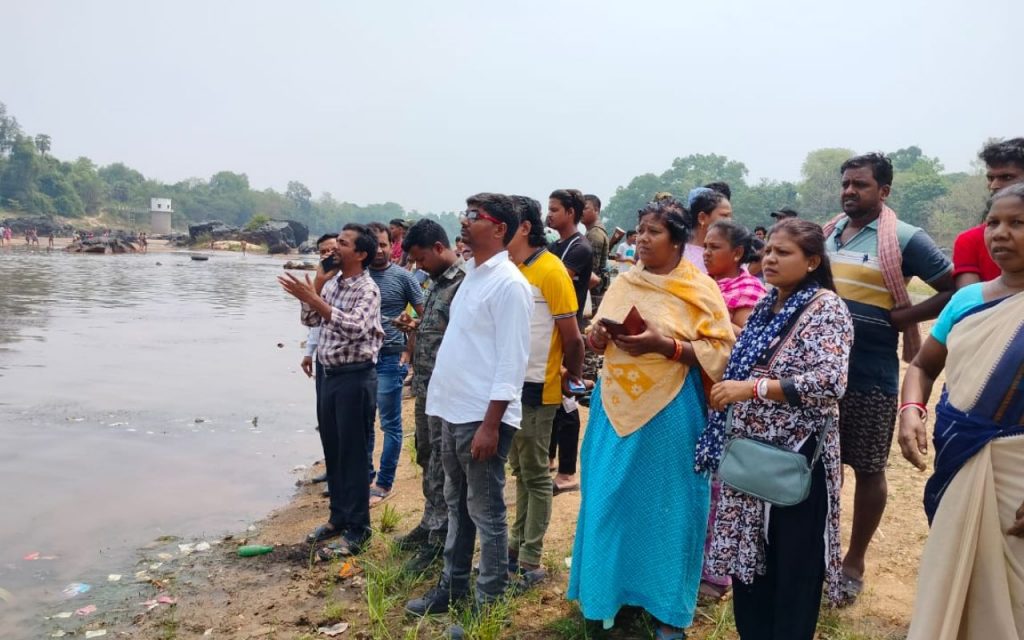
{"left": 320, "top": 254, "right": 338, "bottom": 272}
{"left": 566, "top": 378, "right": 587, "bottom": 395}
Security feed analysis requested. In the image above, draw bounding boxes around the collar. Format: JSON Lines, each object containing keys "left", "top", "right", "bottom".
{"left": 836, "top": 216, "right": 879, "bottom": 234}
{"left": 467, "top": 250, "right": 509, "bottom": 273}
{"left": 438, "top": 259, "right": 466, "bottom": 283}
{"left": 337, "top": 269, "right": 369, "bottom": 286}
{"left": 523, "top": 247, "right": 547, "bottom": 267}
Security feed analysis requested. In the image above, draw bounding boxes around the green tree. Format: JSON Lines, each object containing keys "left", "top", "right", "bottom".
{"left": 286, "top": 180, "right": 312, "bottom": 213}
{"left": 0, "top": 102, "right": 22, "bottom": 156}
{"left": 34, "top": 134, "right": 51, "bottom": 156}
{"left": 0, "top": 137, "right": 43, "bottom": 209}
{"left": 887, "top": 147, "right": 948, "bottom": 227}
{"left": 68, "top": 157, "right": 105, "bottom": 213}
{"left": 927, "top": 172, "right": 988, "bottom": 247}
{"left": 797, "top": 147, "right": 855, "bottom": 221}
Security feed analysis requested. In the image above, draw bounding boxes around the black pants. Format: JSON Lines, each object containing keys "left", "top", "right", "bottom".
{"left": 732, "top": 439, "right": 828, "bottom": 640}
{"left": 549, "top": 406, "right": 579, "bottom": 475}
{"left": 317, "top": 362, "right": 376, "bottom": 540}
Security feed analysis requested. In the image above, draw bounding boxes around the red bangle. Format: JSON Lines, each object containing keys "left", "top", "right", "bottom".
{"left": 587, "top": 331, "right": 603, "bottom": 351}
{"left": 671, "top": 339, "right": 683, "bottom": 361}
{"left": 899, "top": 402, "right": 928, "bottom": 419}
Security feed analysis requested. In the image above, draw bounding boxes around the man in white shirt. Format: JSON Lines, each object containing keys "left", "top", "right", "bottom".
{"left": 406, "top": 193, "right": 532, "bottom": 618}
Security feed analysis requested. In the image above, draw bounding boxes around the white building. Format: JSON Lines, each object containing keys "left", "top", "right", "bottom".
{"left": 150, "top": 198, "right": 173, "bottom": 234}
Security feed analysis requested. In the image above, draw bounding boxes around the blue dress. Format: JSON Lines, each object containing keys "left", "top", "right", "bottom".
{"left": 568, "top": 374, "right": 711, "bottom": 629}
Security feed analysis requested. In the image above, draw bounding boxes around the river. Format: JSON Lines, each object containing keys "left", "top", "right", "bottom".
{"left": 0, "top": 245, "right": 322, "bottom": 637}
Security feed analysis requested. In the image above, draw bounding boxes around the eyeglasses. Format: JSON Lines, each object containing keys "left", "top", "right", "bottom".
{"left": 461, "top": 209, "right": 503, "bottom": 225}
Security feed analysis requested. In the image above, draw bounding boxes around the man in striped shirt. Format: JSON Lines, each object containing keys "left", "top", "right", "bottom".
{"left": 279, "top": 223, "right": 384, "bottom": 556}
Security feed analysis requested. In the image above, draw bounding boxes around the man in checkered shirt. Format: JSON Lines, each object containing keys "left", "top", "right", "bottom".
{"left": 279, "top": 222, "right": 385, "bottom": 556}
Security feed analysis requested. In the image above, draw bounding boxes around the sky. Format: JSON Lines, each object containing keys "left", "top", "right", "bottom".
{"left": 3, "top": 0, "right": 1021, "bottom": 213}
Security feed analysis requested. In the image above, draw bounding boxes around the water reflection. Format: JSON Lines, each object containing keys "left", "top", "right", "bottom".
{"left": 0, "top": 247, "right": 321, "bottom": 638}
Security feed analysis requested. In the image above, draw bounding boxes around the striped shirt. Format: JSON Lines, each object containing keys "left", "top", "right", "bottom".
{"left": 368, "top": 264, "right": 425, "bottom": 352}
{"left": 301, "top": 270, "right": 384, "bottom": 367}
{"left": 825, "top": 217, "right": 950, "bottom": 393}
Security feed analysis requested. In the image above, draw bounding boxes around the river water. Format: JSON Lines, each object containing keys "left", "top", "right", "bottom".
{"left": 0, "top": 246, "right": 322, "bottom": 636}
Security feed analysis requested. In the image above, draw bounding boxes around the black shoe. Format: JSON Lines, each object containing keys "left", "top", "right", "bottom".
{"left": 321, "top": 488, "right": 330, "bottom": 498}
{"left": 405, "top": 582, "right": 468, "bottom": 617}
{"left": 394, "top": 525, "right": 429, "bottom": 551}
{"left": 405, "top": 544, "right": 443, "bottom": 574}
{"left": 310, "top": 472, "right": 328, "bottom": 484}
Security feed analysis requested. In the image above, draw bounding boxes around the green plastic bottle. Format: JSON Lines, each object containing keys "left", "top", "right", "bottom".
{"left": 237, "top": 544, "right": 274, "bottom": 557}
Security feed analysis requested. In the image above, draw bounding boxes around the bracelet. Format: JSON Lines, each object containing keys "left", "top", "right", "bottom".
{"left": 753, "top": 377, "right": 769, "bottom": 400}
{"left": 899, "top": 402, "right": 929, "bottom": 421}
{"left": 587, "top": 331, "right": 603, "bottom": 351}
{"left": 670, "top": 339, "right": 683, "bottom": 362}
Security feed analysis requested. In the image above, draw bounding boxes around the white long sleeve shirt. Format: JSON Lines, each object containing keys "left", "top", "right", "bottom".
{"left": 426, "top": 251, "right": 533, "bottom": 428}
{"left": 305, "top": 325, "right": 321, "bottom": 358}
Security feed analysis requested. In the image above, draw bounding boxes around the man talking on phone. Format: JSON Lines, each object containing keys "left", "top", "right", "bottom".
{"left": 278, "top": 223, "right": 384, "bottom": 556}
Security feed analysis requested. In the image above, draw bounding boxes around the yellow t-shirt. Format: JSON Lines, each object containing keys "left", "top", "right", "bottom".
{"left": 518, "top": 249, "right": 578, "bottom": 405}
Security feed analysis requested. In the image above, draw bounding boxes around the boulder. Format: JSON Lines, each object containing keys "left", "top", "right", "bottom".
{"left": 283, "top": 260, "right": 317, "bottom": 270}
{"left": 297, "top": 240, "right": 317, "bottom": 254}
{"left": 1, "top": 215, "right": 74, "bottom": 236}
{"left": 188, "top": 221, "right": 239, "bottom": 242}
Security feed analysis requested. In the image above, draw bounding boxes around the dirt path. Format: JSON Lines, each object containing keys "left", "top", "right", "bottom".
{"left": 73, "top": 366, "right": 941, "bottom": 639}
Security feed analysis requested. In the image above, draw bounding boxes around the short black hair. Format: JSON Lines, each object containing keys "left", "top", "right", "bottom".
{"left": 753, "top": 226, "right": 768, "bottom": 235}
{"left": 979, "top": 138, "right": 1024, "bottom": 171}
{"left": 841, "top": 152, "right": 894, "bottom": 187}
{"left": 637, "top": 197, "right": 691, "bottom": 245}
{"left": 550, "top": 189, "right": 586, "bottom": 224}
{"left": 367, "top": 221, "right": 391, "bottom": 243}
{"left": 708, "top": 220, "right": 762, "bottom": 264}
{"left": 510, "top": 195, "right": 547, "bottom": 248}
{"left": 770, "top": 206, "right": 800, "bottom": 219}
{"left": 342, "top": 223, "right": 377, "bottom": 269}
{"left": 626, "top": 230, "right": 637, "bottom": 239}
{"left": 704, "top": 181, "right": 732, "bottom": 200}
{"left": 316, "top": 233, "right": 336, "bottom": 247}
{"left": 402, "top": 218, "right": 450, "bottom": 252}
{"left": 584, "top": 194, "right": 602, "bottom": 211}
{"left": 466, "top": 192, "right": 517, "bottom": 244}
{"left": 389, "top": 218, "right": 408, "bottom": 230}
{"left": 689, "top": 189, "right": 728, "bottom": 223}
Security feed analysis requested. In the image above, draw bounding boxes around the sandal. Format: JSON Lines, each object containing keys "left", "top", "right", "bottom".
{"left": 317, "top": 537, "right": 362, "bottom": 560}
{"left": 553, "top": 482, "right": 579, "bottom": 496}
{"left": 697, "top": 580, "right": 730, "bottom": 603}
{"left": 838, "top": 570, "right": 864, "bottom": 607}
{"left": 655, "top": 627, "right": 686, "bottom": 639}
{"left": 306, "top": 523, "right": 342, "bottom": 544}
{"left": 369, "top": 486, "right": 393, "bottom": 508}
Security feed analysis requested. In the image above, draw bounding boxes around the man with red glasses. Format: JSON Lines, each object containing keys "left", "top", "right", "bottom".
{"left": 406, "top": 193, "right": 532, "bottom": 624}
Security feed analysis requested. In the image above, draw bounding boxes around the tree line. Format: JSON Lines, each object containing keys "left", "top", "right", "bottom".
{"left": 0, "top": 101, "right": 989, "bottom": 247}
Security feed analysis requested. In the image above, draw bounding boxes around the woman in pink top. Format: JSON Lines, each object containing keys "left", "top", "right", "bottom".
{"left": 685, "top": 188, "right": 734, "bottom": 273}
{"left": 704, "top": 220, "right": 767, "bottom": 334}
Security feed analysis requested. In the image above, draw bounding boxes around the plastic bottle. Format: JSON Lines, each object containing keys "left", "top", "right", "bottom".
{"left": 237, "top": 544, "right": 274, "bottom": 557}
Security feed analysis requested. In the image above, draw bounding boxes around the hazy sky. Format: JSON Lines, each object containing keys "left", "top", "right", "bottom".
{"left": 4, "top": 1, "right": 1021, "bottom": 212}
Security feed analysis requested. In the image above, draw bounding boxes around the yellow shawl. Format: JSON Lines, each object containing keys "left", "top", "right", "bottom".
{"left": 590, "top": 258, "right": 734, "bottom": 437}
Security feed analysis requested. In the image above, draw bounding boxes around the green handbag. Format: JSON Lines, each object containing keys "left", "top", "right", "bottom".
{"left": 717, "top": 406, "right": 832, "bottom": 507}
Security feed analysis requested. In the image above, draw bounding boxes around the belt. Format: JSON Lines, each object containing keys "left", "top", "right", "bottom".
{"left": 322, "top": 361, "right": 374, "bottom": 376}
{"left": 379, "top": 344, "right": 406, "bottom": 356}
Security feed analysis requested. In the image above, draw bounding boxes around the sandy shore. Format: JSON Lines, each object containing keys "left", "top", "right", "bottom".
{"left": 50, "top": 369, "right": 939, "bottom": 640}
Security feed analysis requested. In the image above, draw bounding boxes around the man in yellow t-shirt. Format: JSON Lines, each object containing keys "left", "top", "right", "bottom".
{"left": 506, "top": 196, "right": 585, "bottom": 585}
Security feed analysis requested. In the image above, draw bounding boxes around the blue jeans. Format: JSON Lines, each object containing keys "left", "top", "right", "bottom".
{"left": 368, "top": 351, "right": 407, "bottom": 490}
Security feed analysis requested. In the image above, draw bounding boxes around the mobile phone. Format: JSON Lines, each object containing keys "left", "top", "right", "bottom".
{"left": 320, "top": 255, "right": 338, "bottom": 272}
{"left": 567, "top": 378, "right": 587, "bottom": 395}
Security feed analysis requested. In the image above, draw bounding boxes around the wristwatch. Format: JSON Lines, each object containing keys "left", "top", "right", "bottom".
{"left": 756, "top": 378, "right": 770, "bottom": 400}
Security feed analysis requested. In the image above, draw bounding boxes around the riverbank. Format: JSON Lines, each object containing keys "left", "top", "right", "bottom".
{"left": 50, "top": 377, "right": 937, "bottom": 640}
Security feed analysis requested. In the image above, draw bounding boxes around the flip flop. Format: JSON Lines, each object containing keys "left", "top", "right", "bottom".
{"left": 369, "top": 486, "right": 393, "bottom": 508}
{"left": 553, "top": 482, "right": 579, "bottom": 496}
{"left": 654, "top": 627, "right": 686, "bottom": 640}
{"left": 306, "top": 523, "right": 341, "bottom": 544}
{"left": 838, "top": 570, "right": 864, "bottom": 607}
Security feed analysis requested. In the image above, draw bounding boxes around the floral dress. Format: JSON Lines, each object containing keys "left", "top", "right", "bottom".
{"left": 705, "top": 291, "right": 853, "bottom": 605}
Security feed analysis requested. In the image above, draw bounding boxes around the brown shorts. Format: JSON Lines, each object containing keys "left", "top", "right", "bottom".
{"left": 838, "top": 388, "right": 897, "bottom": 474}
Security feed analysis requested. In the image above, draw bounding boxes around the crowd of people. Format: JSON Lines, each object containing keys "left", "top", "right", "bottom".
{"left": 278, "top": 137, "right": 1024, "bottom": 640}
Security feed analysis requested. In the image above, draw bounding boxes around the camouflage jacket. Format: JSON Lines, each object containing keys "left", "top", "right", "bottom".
{"left": 411, "top": 259, "right": 466, "bottom": 397}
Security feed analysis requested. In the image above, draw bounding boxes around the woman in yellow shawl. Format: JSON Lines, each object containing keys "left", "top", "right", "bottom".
{"left": 567, "top": 198, "right": 734, "bottom": 639}
{"left": 898, "top": 184, "right": 1024, "bottom": 639}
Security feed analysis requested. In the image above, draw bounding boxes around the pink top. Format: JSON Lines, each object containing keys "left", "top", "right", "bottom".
{"left": 684, "top": 244, "right": 706, "bottom": 273}
{"left": 716, "top": 272, "right": 767, "bottom": 311}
